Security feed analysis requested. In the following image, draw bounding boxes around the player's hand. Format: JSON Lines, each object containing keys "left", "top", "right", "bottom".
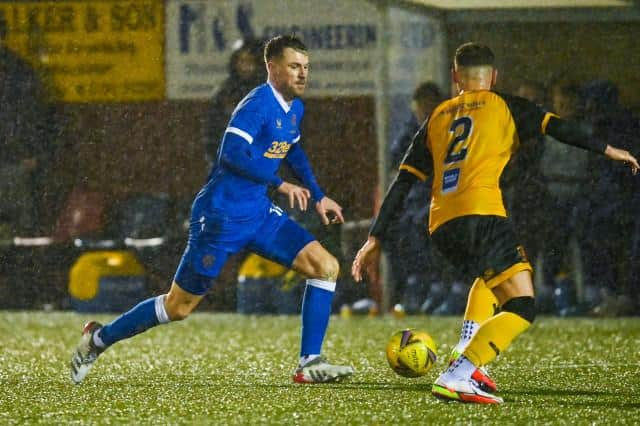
{"left": 604, "top": 145, "right": 639, "bottom": 175}
{"left": 351, "top": 236, "right": 381, "bottom": 283}
{"left": 315, "top": 196, "right": 344, "bottom": 225}
{"left": 277, "top": 181, "right": 311, "bottom": 211}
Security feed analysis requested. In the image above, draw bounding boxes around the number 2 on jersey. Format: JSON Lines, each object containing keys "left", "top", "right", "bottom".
{"left": 442, "top": 116, "right": 472, "bottom": 193}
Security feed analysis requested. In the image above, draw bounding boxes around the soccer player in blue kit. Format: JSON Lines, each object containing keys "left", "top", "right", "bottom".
{"left": 70, "top": 35, "right": 355, "bottom": 385}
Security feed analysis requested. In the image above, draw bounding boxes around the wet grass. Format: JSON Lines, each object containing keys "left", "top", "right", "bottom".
{"left": 1, "top": 312, "right": 639, "bottom": 425}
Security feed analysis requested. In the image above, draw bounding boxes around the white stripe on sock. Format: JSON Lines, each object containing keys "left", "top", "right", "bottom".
{"left": 155, "top": 295, "right": 170, "bottom": 324}
{"left": 307, "top": 279, "right": 336, "bottom": 292}
{"left": 92, "top": 330, "right": 106, "bottom": 348}
{"left": 299, "top": 354, "right": 320, "bottom": 367}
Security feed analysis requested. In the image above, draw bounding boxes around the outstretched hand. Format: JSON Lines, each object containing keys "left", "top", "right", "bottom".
{"left": 277, "top": 181, "right": 311, "bottom": 211}
{"left": 351, "top": 236, "right": 381, "bottom": 283}
{"left": 315, "top": 196, "right": 344, "bottom": 225}
{"left": 604, "top": 145, "right": 639, "bottom": 175}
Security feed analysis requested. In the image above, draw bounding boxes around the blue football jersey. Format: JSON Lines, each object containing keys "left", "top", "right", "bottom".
{"left": 196, "top": 83, "right": 304, "bottom": 219}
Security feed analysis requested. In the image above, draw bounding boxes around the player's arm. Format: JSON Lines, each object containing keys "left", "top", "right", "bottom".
{"left": 352, "top": 122, "right": 432, "bottom": 282}
{"left": 285, "top": 141, "right": 325, "bottom": 201}
{"left": 219, "top": 107, "right": 284, "bottom": 187}
{"left": 285, "top": 142, "right": 345, "bottom": 224}
{"left": 502, "top": 93, "right": 639, "bottom": 172}
{"left": 544, "top": 116, "right": 606, "bottom": 153}
{"left": 545, "top": 117, "right": 639, "bottom": 172}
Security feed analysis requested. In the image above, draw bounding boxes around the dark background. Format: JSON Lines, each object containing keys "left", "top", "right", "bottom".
{"left": 2, "top": 13, "right": 639, "bottom": 311}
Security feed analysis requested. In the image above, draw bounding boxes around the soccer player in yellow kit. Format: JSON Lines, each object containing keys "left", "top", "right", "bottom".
{"left": 352, "top": 42, "right": 639, "bottom": 404}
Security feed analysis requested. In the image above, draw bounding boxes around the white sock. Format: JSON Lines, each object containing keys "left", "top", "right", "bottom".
{"left": 445, "top": 354, "right": 476, "bottom": 380}
{"left": 307, "top": 279, "right": 336, "bottom": 292}
{"left": 299, "top": 354, "right": 320, "bottom": 367}
{"left": 454, "top": 320, "right": 480, "bottom": 354}
{"left": 155, "top": 294, "right": 170, "bottom": 324}
{"left": 92, "top": 329, "right": 106, "bottom": 349}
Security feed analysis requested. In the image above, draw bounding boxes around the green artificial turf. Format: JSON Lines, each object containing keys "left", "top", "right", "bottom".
{"left": 1, "top": 312, "right": 639, "bottom": 425}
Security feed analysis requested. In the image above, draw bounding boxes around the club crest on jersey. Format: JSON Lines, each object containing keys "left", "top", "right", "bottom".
{"left": 276, "top": 119, "right": 282, "bottom": 129}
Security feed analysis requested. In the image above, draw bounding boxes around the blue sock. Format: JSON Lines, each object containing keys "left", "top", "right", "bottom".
{"left": 300, "top": 280, "right": 336, "bottom": 357}
{"left": 99, "top": 295, "right": 170, "bottom": 347}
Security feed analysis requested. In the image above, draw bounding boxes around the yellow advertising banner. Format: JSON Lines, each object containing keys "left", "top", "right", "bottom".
{"left": 0, "top": 0, "right": 164, "bottom": 102}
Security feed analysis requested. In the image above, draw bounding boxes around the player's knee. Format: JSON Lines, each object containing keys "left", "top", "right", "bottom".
{"left": 316, "top": 253, "right": 340, "bottom": 281}
{"left": 501, "top": 296, "right": 536, "bottom": 323}
{"left": 164, "top": 297, "right": 194, "bottom": 321}
{"left": 166, "top": 304, "right": 191, "bottom": 321}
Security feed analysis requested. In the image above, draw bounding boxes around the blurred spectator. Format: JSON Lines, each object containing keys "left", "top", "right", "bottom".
{"left": 385, "top": 82, "right": 461, "bottom": 314}
{"left": 202, "top": 38, "right": 266, "bottom": 168}
{"left": 515, "top": 79, "right": 545, "bottom": 106}
{"left": 581, "top": 80, "right": 640, "bottom": 316}
{"left": 502, "top": 79, "right": 551, "bottom": 311}
{"left": 0, "top": 20, "right": 56, "bottom": 236}
{"left": 538, "top": 81, "right": 590, "bottom": 315}
{"left": 236, "top": 253, "right": 301, "bottom": 314}
{"left": 629, "top": 184, "right": 640, "bottom": 312}
{"left": 389, "top": 82, "right": 444, "bottom": 168}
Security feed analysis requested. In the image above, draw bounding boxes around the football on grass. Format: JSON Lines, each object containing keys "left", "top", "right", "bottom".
{"left": 386, "top": 329, "right": 437, "bottom": 378}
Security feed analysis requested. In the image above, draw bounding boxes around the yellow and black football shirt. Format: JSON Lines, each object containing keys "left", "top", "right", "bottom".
{"left": 400, "top": 90, "right": 557, "bottom": 234}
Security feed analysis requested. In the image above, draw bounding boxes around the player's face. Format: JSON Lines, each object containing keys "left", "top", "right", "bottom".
{"left": 269, "top": 47, "right": 309, "bottom": 100}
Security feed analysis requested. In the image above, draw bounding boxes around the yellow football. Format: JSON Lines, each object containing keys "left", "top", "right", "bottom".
{"left": 386, "top": 329, "right": 437, "bottom": 378}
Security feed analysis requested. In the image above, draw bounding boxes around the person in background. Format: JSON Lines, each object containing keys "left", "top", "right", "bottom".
{"left": 629, "top": 182, "right": 640, "bottom": 313}
{"left": 515, "top": 79, "right": 545, "bottom": 106}
{"left": 389, "top": 83, "right": 445, "bottom": 168}
{"left": 236, "top": 253, "right": 301, "bottom": 314}
{"left": 581, "top": 80, "right": 640, "bottom": 316}
{"left": 385, "top": 82, "right": 448, "bottom": 313}
{"left": 203, "top": 38, "right": 266, "bottom": 168}
{"left": 0, "top": 17, "right": 56, "bottom": 236}
{"left": 538, "top": 81, "right": 590, "bottom": 315}
{"left": 502, "top": 79, "right": 551, "bottom": 311}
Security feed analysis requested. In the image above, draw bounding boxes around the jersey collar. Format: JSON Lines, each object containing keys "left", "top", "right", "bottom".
{"left": 267, "top": 81, "right": 292, "bottom": 113}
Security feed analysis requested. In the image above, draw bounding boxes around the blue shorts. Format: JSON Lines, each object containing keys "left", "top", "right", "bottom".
{"left": 174, "top": 203, "right": 316, "bottom": 296}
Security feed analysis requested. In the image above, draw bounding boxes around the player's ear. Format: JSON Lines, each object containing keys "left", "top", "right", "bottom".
{"left": 267, "top": 57, "right": 283, "bottom": 76}
{"left": 491, "top": 68, "right": 498, "bottom": 86}
{"left": 451, "top": 67, "right": 459, "bottom": 85}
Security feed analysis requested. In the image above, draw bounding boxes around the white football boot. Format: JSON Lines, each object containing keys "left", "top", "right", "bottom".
{"left": 292, "top": 356, "right": 354, "bottom": 383}
{"left": 70, "top": 321, "right": 104, "bottom": 384}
